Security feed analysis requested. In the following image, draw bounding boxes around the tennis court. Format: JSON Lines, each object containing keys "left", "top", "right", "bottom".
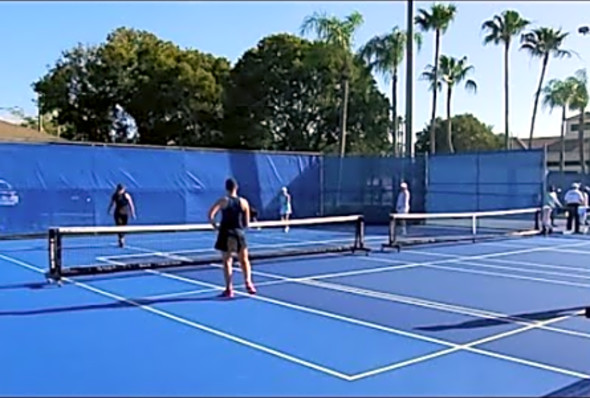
{"left": 2, "top": 214, "right": 589, "bottom": 396}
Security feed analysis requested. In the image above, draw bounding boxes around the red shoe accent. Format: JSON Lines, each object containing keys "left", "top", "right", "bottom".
{"left": 220, "top": 288, "right": 234, "bottom": 298}
{"left": 246, "top": 283, "right": 257, "bottom": 295}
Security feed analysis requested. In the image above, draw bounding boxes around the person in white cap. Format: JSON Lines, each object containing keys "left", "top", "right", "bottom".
{"left": 564, "top": 182, "right": 585, "bottom": 233}
{"left": 396, "top": 182, "right": 411, "bottom": 235}
{"left": 279, "top": 186, "right": 292, "bottom": 232}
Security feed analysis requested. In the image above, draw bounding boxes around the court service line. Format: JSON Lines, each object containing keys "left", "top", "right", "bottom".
{"left": 0, "top": 253, "right": 352, "bottom": 381}
{"left": 148, "top": 267, "right": 590, "bottom": 381}
{"left": 297, "top": 239, "right": 590, "bottom": 282}
{"left": 144, "top": 279, "right": 292, "bottom": 301}
{"left": 401, "top": 250, "right": 590, "bottom": 281}
{"left": 216, "top": 262, "right": 590, "bottom": 341}
{"left": 350, "top": 307, "right": 586, "bottom": 381}
{"left": 551, "top": 248, "right": 590, "bottom": 255}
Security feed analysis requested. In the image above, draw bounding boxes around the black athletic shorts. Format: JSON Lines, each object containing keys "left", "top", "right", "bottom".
{"left": 215, "top": 228, "right": 247, "bottom": 253}
{"left": 114, "top": 213, "right": 129, "bottom": 226}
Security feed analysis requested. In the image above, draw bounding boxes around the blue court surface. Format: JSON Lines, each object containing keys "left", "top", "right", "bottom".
{"left": 2, "top": 226, "right": 590, "bottom": 396}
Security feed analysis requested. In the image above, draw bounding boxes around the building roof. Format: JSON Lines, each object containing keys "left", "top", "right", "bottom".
{"left": 0, "top": 120, "right": 65, "bottom": 142}
{"left": 510, "top": 136, "right": 560, "bottom": 150}
{"left": 565, "top": 112, "right": 590, "bottom": 122}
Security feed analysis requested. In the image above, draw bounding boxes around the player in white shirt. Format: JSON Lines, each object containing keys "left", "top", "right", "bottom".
{"left": 396, "top": 182, "right": 410, "bottom": 235}
{"left": 564, "top": 183, "right": 585, "bottom": 234}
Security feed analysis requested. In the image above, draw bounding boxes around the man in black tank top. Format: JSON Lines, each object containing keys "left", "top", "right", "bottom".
{"left": 208, "top": 178, "right": 256, "bottom": 298}
{"left": 107, "top": 184, "right": 136, "bottom": 247}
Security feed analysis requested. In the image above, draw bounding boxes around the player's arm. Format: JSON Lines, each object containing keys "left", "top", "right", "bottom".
{"left": 208, "top": 198, "right": 226, "bottom": 229}
{"left": 126, "top": 193, "right": 137, "bottom": 219}
{"left": 241, "top": 198, "right": 251, "bottom": 228}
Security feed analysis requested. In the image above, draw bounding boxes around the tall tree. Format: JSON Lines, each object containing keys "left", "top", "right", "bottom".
{"left": 34, "top": 28, "right": 229, "bottom": 146}
{"left": 300, "top": 11, "right": 364, "bottom": 157}
{"left": 481, "top": 10, "right": 530, "bottom": 150}
{"left": 542, "top": 78, "right": 576, "bottom": 172}
{"left": 359, "top": 27, "right": 422, "bottom": 156}
{"left": 567, "top": 69, "right": 589, "bottom": 173}
{"left": 415, "top": 3, "right": 457, "bottom": 154}
{"left": 415, "top": 113, "right": 502, "bottom": 153}
{"left": 422, "top": 55, "right": 477, "bottom": 153}
{"left": 520, "top": 27, "right": 572, "bottom": 148}
{"left": 224, "top": 34, "right": 390, "bottom": 154}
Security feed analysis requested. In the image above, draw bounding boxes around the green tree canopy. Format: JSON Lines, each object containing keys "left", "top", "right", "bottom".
{"left": 415, "top": 113, "right": 502, "bottom": 153}
{"left": 223, "top": 33, "right": 390, "bottom": 154}
{"left": 34, "top": 27, "right": 230, "bottom": 146}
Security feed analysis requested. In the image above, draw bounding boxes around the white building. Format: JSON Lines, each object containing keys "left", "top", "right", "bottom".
{"left": 565, "top": 112, "right": 590, "bottom": 137}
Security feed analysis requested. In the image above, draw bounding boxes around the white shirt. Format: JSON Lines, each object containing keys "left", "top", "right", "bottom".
{"left": 564, "top": 188, "right": 585, "bottom": 205}
{"left": 396, "top": 190, "right": 410, "bottom": 214}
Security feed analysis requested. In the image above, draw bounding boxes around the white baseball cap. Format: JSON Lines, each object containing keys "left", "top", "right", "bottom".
{"left": 400, "top": 182, "right": 408, "bottom": 189}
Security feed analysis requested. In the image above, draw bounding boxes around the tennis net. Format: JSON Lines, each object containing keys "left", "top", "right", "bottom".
{"left": 382, "top": 208, "right": 541, "bottom": 249}
{"left": 47, "top": 215, "right": 367, "bottom": 281}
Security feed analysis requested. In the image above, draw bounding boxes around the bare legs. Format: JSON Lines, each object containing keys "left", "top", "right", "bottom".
{"left": 221, "top": 242, "right": 256, "bottom": 297}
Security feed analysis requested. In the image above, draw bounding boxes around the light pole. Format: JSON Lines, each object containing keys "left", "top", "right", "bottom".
{"left": 405, "top": 0, "right": 414, "bottom": 158}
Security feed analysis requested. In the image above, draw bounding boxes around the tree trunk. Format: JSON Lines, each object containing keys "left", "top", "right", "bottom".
{"left": 392, "top": 66, "right": 398, "bottom": 156}
{"left": 560, "top": 106, "right": 566, "bottom": 173}
{"left": 429, "top": 29, "right": 441, "bottom": 155}
{"left": 579, "top": 110, "right": 586, "bottom": 174}
{"left": 446, "top": 85, "right": 454, "bottom": 153}
{"left": 529, "top": 54, "right": 549, "bottom": 149}
{"left": 339, "top": 77, "right": 349, "bottom": 157}
{"left": 504, "top": 41, "right": 510, "bottom": 150}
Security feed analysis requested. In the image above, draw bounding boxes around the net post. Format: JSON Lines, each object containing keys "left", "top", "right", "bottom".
{"left": 389, "top": 214, "right": 397, "bottom": 246}
{"left": 48, "top": 228, "right": 62, "bottom": 282}
{"left": 354, "top": 215, "right": 365, "bottom": 251}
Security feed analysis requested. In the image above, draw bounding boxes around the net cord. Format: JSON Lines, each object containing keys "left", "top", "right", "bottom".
{"left": 389, "top": 207, "right": 541, "bottom": 221}
{"left": 54, "top": 214, "right": 364, "bottom": 236}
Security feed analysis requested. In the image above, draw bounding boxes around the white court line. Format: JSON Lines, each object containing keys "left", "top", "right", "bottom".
{"left": 416, "top": 250, "right": 590, "bottom": 275}
{"left": 0, "top": 253, "right": 352, "bottom": 381}
{"left": 144, "top": 279, "right": 291, "bottom": 301}
{"left": 551, "top": 248, "right": 590, "bottom": 255}
{"left": 401, "top": 249, "right": 590, "bottom": 281}
{"left": 148, "top": 267, "right": 589, "bottom": 381}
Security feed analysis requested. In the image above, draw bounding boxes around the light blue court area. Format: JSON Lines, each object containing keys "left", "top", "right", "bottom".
{"left": 2, "top": 231, "right": 590, "bottom": 396}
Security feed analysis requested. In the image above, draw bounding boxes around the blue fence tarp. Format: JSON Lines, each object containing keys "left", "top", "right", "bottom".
{"left": 0, "top": 143, "right": 321, "bottom": 235}
{"left": 0, "top": 143, "right": 547, "bottom": 236}
{"left": 426, "top": 150, "right": 545, "bottom": 212}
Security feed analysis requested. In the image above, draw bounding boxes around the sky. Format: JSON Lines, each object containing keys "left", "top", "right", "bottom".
{"left": 1, "top": 1, "right": 590, "bottom": 140}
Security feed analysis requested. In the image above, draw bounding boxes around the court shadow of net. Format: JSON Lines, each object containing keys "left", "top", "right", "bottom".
{"left": 545, "top": 379, "right": 590, "bottom": 397}
{"left": 414, "top": 306, "right": 585, "bottom": 332}
{"left": 0, "top": 282, "right": 47, "bottom": 291}
{"left": 0, "top": 294, "right": 247, "bottom": 317}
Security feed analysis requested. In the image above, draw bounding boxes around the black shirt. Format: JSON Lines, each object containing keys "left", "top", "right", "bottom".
{"left": 220, "top": 196, "right": 245, "bottom": 231}
{"left": 112, "top": 192, "right": 130, "bottom": 215}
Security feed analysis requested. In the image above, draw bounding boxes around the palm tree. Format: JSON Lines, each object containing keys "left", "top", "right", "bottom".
{"left": 520, "top": 27, "right": 572, "bottom": 149}
{"left": 422, "top": 55, "right": 477, "bottom": 153}
{"left": 542, "top": 78, "right": 576, "bottom": 173}
{"left": 300, "top": 11, "right": 364, "bottom": 157}
{"left": 481, "top": 10, "right": 530, "bottom": 150}
{"left": 567, "top": 69, "right": 589, "bottom": 174}
{"left": 415, "top": 3, "right": 457, "bottom": 154}
{"left": 359, "top": 27, "right": 422, "bottom": 156}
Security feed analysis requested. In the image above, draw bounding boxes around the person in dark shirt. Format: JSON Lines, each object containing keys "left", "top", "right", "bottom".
{"left": 208, "top": 178, "right": 256, "bottom": 298}
{"left": 107, "top": 183, "right": 136, "bottom": 247}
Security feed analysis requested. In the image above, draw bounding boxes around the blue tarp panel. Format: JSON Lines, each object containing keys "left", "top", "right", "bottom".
{"left": 547, "top": 171, "right": 590, "bottom": 193}
{"left": 0, "top": 143, "right": 321, "bottom": 235}
{"left": 426, "top": 150, "right": 546, "bottom": 212}
{"left": 321, "top": 155, "right": 426, "bottom": 223}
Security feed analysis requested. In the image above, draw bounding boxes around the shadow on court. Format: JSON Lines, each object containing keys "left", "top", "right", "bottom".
{"left": 0, "top": 294, "right": 247, "bottom": 317}
{"left": 414, "top": 306, "right": 585, "bottom": 332}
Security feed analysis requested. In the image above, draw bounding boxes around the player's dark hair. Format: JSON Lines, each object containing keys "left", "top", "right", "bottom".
{"left": 225, "top": 178, "right": 238, "bottom": 192}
